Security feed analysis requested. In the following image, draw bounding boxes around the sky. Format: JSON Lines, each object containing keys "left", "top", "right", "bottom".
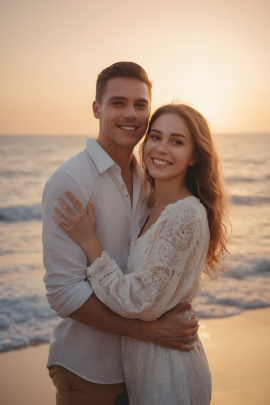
{"left": 1, "top": 0, "right": 269, "bottom": 136}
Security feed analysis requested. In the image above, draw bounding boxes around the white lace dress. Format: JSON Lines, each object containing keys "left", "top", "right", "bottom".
{"left": 87, "top": 196, "right": 212, "bottom": 404}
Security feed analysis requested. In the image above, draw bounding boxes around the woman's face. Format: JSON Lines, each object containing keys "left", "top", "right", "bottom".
{"left": 143, "top": 113, "right": 196, "bottom": 182}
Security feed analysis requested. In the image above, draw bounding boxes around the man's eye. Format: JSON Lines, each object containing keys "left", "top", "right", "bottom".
{"left": 136, "top": 104, "right": 147, "bottom": 109}
{"left": 112, "top": 102, "right": 123, "bottom": 106}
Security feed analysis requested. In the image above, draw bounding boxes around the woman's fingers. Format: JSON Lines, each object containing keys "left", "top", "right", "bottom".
{"left": 52, "top": 212, "right": 69, "bottom": 231}
{"left": 57, "top": 191, "right": 92, "bottom": 219}
{"left": 54, "top": 193, "right": 95, "bottom": 234}
{"left": 87, "top": 198, "right": 95, "bottom": 214}
{"left": 65, "top": 190, "right": 84, "bottom": 213}
{"left": 58, "top": 196, "right": 76, "bottom": 219}
{"left": 87, "top": 198, "right": 96, "bottom": 227}
{"left": 54, "top": 206, "right": 70, "bottom": 225}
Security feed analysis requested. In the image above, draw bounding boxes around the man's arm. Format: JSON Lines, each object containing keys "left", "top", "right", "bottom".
{"left": 43, "top": 172, "right": 198, "bottom": 350}
{"left": 42, "top": 172, "right": 94, "bottom": 318}
{"left": 70, "top": 295, "right": 199, "bottom": 351}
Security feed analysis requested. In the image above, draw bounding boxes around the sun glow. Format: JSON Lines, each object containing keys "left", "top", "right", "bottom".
{"left": 1, "top": 0, "right": 269, "bottom": 135}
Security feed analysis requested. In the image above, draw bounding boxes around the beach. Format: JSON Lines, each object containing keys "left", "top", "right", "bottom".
{"left": 202, "top": 308, "right": 270, "bottom": 404}
{"left": 1, "top": 0, "right": 270, "bottom": 399}
{"left": 1, "top": 308, "right": 270, "bottom": 405}
{"left": 0, "top": 135, "right": 269, "bottom": 403}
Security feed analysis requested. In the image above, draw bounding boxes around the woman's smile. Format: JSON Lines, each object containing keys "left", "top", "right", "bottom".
{"left": 143, "top": 112, "right": 196, "bottom": 182}
{"left": 151, "top": 157, "right": 172, "bottom": 167}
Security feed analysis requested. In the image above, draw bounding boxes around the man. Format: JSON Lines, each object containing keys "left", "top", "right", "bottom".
{"left": 42, "top": 62, "right": 198, "bottom": 405}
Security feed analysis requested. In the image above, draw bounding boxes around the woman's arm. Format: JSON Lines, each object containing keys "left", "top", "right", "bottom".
{"left": 54, "top": 193, "right": 206, "bottom": 322}
{"left": 87, "top": 205, "right": 204, "bottom": 321}
{"left": 70, "top": 295, "right": 199, "bottom": 351}
{"left": 51, "top": 191, "right": 199, "bottom": 350}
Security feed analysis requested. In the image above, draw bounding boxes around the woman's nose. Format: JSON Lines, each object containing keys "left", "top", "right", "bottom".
{"left": 155, "top": 140, "right": 168, "bottom": 153}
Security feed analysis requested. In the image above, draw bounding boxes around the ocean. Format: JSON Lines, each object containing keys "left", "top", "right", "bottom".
{"left": 0, "top": 134, "right": 270, "bottom": 352}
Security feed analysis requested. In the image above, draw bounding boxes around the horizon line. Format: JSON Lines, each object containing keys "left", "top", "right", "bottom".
{"left": 1, "top": 132, "right": 270, "bottom": 137}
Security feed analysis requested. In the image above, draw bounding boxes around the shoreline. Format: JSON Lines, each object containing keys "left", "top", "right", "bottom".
{"left": 1, "top": 308, "right": 270, "bottom": 405}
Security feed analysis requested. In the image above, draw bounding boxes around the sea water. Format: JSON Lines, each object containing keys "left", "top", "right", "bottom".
{"left": 0, "top": 134, "right": 269, "bottom": 352}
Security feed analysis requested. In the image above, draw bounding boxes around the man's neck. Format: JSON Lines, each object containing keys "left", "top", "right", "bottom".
{"left": 96, "top": 137, "right": 135, "bottom": 202}
{"left": 96, "top": 138, "right": 134, "bottom": 173}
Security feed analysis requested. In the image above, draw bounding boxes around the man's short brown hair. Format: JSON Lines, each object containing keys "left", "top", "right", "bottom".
{"left": 96, "top": 61, "right": 152, "bottom": 102}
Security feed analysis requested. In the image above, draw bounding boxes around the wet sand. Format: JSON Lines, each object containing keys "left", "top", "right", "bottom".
{"left": 1, "top": 308, "right": 270, "bottom": 404}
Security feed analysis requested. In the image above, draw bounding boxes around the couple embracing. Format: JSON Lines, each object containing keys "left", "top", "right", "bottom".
{"left": 43, "top": 62, "right": 228, "bottom": 404}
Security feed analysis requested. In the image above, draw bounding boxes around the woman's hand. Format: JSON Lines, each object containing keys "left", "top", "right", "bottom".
{"left": 52, "top": 190, "right": 103, "bottom": 262}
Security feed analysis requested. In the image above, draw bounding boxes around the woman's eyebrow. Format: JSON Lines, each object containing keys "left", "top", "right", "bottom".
{"left": 170, "top": 133, "right": 188, "bottom": 141}
{"left": 149, "top": 129, "right": 188, "bottom": 140}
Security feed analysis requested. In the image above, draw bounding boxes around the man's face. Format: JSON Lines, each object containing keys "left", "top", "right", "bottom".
{"left": 93, "top": 77, "right": 151, "bottom": 153}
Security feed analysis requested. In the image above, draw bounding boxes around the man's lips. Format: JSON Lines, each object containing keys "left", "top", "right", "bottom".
{"left": 117, "top": 124, "right": 140, "bottom": 131}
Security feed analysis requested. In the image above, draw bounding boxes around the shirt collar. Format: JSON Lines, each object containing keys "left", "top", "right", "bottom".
{"left": 86, "top": 138, "right": 149, "bottom": 203}
{"left": 85, "top": 138, "right": 142, "bottom": 178}
{"left": 85, "top": 138, "right": 117, "bottom": 174}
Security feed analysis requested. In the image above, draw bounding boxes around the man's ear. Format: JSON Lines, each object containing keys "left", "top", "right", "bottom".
{"left": 92, "top": 101, "right": 100, "bottom": 119}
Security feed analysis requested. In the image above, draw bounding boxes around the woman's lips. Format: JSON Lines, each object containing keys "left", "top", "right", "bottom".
{"left": 152, "top": 157, "right": 172, "bottom": 167}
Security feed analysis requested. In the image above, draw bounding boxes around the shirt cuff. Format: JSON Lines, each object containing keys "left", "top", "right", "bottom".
{"left": 49, "top": 279, "right": 94, "bottom": 318}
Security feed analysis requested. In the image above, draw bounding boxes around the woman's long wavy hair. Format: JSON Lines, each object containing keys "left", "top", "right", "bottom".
{"left": 140, "top": 104, "right": 229, "bottom": 277}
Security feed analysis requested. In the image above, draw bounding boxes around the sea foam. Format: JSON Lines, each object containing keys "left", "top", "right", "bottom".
{"left": 0, "top": 204, "right": 42, "bottom": 222}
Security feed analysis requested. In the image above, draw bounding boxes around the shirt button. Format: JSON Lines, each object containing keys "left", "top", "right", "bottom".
{"left": 122, "top": 184, "right": 125, "bottom": 189}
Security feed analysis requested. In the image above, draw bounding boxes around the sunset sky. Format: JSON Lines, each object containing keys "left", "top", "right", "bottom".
{"left": 1, "top": 0, "right": 269, "bottom": 136}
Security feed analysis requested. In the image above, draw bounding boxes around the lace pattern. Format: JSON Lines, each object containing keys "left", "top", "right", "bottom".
{"left": 87, "top": 197, "right": 212, "bottom": 404}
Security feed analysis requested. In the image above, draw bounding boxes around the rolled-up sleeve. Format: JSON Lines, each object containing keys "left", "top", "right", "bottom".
{"left": 42, "top": 171, "right": 93, "bottom": 318}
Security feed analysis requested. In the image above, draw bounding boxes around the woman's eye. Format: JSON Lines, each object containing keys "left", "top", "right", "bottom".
{"left": 172, "top": 140, "right": 183, "bottom": 145}
{"left": 149, "top": 135, "right": 160, "bottom": 141}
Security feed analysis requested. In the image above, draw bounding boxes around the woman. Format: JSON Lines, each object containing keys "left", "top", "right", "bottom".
{"left": 53, "top": 104, "right": 228, "bottom": 404}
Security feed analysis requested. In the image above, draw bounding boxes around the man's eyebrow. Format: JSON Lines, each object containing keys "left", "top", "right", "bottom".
{"left": 108, "top": 96, "right": 127, "bottom": 101}
{"left": 149, "top": 128, "right": 188, "bottom": 140}
{"left": 136, "top": 98, "right": 149, "bottom": 105}
{"left": 108, "top": 96, "right": 149, "bottom": 104}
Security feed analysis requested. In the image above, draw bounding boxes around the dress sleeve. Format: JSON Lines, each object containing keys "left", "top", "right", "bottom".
{"left": 87, "top": 203, "right": 207, "bottom": 321}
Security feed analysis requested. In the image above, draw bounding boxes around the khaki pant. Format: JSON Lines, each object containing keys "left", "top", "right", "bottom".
{"left": 49, "top": 365, "right": 127, "bottom": 405}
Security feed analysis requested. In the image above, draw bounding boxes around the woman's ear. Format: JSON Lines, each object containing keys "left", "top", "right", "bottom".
{"left": 92, "top": 101, "right": 101, "bottom": 119}
{"left": 189, "top": 154, "right": 198, "bottom": 167}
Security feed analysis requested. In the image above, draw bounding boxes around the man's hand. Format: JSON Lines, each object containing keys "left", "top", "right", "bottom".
{"left": 70, "top": 298, "right": 199, "bottom": 352}
{"left": 151, "top": 302, "right": 199, "bottom": 351}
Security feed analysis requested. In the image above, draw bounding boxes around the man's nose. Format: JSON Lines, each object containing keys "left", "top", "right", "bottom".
{"left": 123, "top": 104, "right": 138, "bottom": 119}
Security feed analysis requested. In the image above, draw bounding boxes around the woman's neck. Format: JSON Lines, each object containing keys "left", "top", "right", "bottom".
{"left": 153, "top": 178, "right": 191, "bottom": 209}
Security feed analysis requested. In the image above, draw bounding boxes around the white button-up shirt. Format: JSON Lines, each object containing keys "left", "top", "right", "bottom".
{"left": 42, "top": 139, "right": 149, "bottom": 383}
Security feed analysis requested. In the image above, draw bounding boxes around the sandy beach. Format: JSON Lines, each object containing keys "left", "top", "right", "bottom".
{"left": 1, "top": 308, "right": 270, "bottom": 405}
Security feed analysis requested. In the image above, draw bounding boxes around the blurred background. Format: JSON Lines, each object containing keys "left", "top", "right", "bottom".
{"left": 0, "top": 1, "right": 270, "bottom": 403}
{"left": 1, "top": 0, "right": 269, "bottom": 135}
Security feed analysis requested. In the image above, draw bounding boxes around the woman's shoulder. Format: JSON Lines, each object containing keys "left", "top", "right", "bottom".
{"left": 150, "top": 197, "right": 209, "bottom": 248}
{"left": 166, "top": 196, "right": 207, "bottom": 222}
{"left": 148, "top": 197, "right": 208, "bottom": 240}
